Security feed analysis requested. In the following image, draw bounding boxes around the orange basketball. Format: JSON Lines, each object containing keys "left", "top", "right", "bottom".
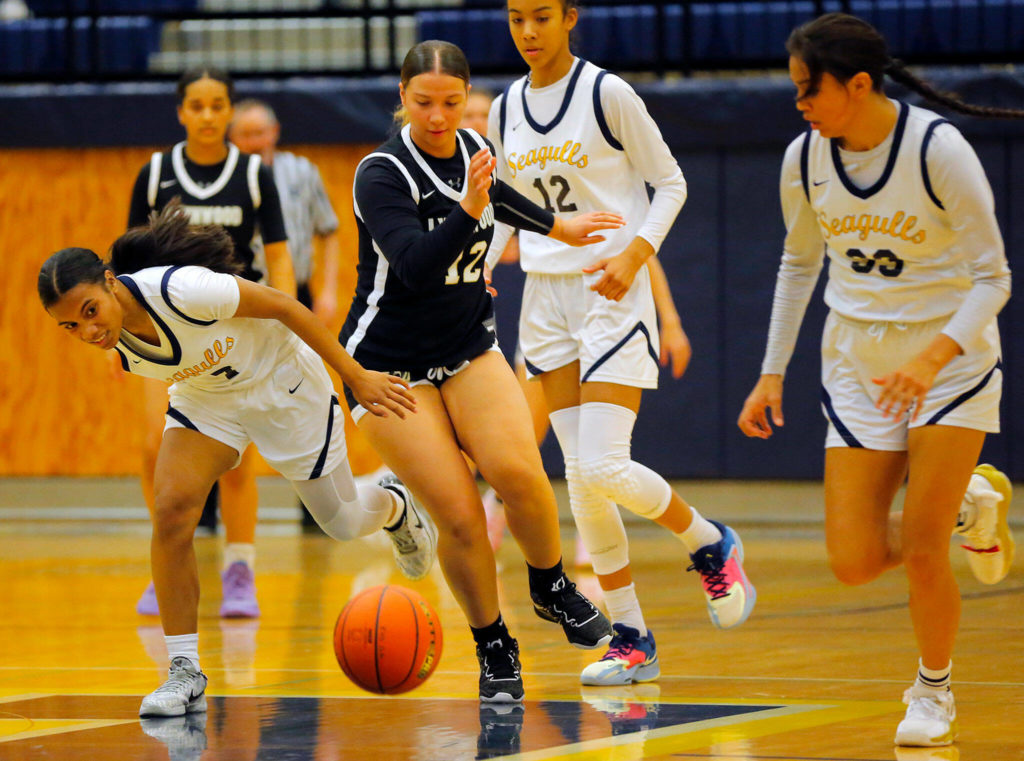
{"left": 333, "top": 584, "right": 443, "bottom": 695}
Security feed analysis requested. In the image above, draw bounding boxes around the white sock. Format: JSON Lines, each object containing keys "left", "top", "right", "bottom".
{"left": 223, "top": 542, "right": 255, "bottom": 572}
{"left": 676, "top": 506, "right": 723, "bottom": 553}
{"left": 603, "top": 583, "right": 646, "bottom": 634}
{"left": 916, "top": 659, "right": 952, "bottom": 692}
{"left": 165, "top": 633, "right": 200, "bottom": 671}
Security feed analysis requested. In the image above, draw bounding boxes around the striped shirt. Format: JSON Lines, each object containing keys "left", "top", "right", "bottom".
{"left": 253, "top": 150, "right": 339, "bottom": 285}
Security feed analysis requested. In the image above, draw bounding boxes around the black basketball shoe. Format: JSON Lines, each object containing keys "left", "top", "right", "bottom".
{"left": 532, "top": 574, "right": 613, "bottom": 649}
{"left": 477, "top": 637, "right": 524, "bottom": 703}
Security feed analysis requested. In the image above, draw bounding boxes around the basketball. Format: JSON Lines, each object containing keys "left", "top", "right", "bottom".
{"left": 333, "top": 584, "right": 443, "bottom": 695}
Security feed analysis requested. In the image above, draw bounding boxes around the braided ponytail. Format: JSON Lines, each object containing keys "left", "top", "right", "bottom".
{"left": 884, "top": 58, "right": 1024, "bottom": 119}
{"left": 788, "top": 13, "right": 1024, "bottom": 119}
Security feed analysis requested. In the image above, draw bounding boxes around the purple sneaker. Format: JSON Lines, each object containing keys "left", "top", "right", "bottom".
{"left": 137, "top": 582, "right": 160, "bottom": 616}
{"left": 219, "top": 562, "right": 260, "bottom": 618}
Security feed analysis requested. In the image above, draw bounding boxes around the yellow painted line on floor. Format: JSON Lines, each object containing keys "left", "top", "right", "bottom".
{"left": 0, "top": 693, "right": 49, "bottom": 703}
{"left": 506, "top": 700, "right": 902, "bottom": 761}
{"left": 0, "top": 718, "right": 137, "bottom": 743}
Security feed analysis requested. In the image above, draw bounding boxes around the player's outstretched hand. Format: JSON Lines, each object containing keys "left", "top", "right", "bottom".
{"left": 460, "top": 148, "right": 497, "bottom": 220}
{"left": 738, "top": 374, "right": 784, "bottom": 439}
{"left": 552, "top": 212, "right": 625, "bottom": 248}
{"left": 351, "top": 371, "right": 417, "bottom": 419}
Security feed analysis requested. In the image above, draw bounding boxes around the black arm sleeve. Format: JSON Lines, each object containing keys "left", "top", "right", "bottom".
{"left": 127, "top": 165, "right": 152, "bottom": 229}
{"left": 255, "top": 165, "right": 288, "bottom": 244}
{"left": 355, "top": 160, "right": 479, "bottom": 291}
{"left": 491, "top": 178, "right": 555, "bottom": 235}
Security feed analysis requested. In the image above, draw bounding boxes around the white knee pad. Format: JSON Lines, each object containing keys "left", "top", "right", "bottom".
{"left": 565, "top": 456, "right": 630, "bottom": 575}
{"left": 291, "top": 465, "right": 392, "bottom": 541}
{"left": 577, "top": 402, "right": 671, "bottom": 520}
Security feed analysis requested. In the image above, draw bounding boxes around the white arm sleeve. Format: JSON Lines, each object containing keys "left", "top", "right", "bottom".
{"left": 927, "top": 125, "right": 1011, "bottom": 350}
{"left": 760, "top": 136, "right": 827, "bottom": 377}
{"left": 485, "top": 93, "right": 518, "bottom": 271}
{"left": 486, "top": 222, "right": 516, "bottom": 271}
{"left": 164, "top": 266, "right": 241, "bottom": 322}
{"left": 600, "top": 74, "right": 687, "bottom": 254}
{"left": 488, "top": 93, "right": 510, "bottom": 184}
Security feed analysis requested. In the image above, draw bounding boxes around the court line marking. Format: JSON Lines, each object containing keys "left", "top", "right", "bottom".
{"left": 0, "top": 694, "right": 50, "bottom": 703}
{"left": 501, "top": 701, "right": 902, "bottom": 761}
{"left": 7, "top": 670, "right": 1024, "bottom": 689}
{"left": 0, "top": 718, "right": 137, "bottom": 744}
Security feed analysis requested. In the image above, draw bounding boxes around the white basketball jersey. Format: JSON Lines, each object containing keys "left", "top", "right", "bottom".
{"left": 802, "top": 101, "right": 965, "bottom": 323}
{"left": 114, "top": 265, "right": 301, "bottom": 391}
{"left": 497, "top": 59, "right": 651, "bottom": 274}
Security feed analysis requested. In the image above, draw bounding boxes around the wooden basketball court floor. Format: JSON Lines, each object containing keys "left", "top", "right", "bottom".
{"left": 1, "top": 478, "right": 1021, "bottom": 761}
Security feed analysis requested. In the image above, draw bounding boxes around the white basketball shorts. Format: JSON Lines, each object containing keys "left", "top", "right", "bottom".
{"left": 519, "top": 267, "right": 660, "bottom": 389}
{"left": 821, "top": 311, "right": 1002, "bottom": 451}
{"left": 164, "top": 343, "right": 347, "bottom": 482}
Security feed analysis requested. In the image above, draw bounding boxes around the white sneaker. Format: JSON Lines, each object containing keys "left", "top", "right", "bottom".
{"left": 955, "top": 464, "right": 1015, "bottom": 585}
{"left": 139, "top": 656, "right": 208, "bottom": 718}
{"left": 895, "top": 686, "right": 957, "bottom": 747}
{"left": 381, "top": 475, "right": 438, "bottom": 581}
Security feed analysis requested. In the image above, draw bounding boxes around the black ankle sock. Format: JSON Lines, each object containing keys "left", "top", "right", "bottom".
{"left": 471, "top": 615, "right": 512, "bottom": 648}
{"left": 527, "top": 558, "right": 566, "bottom": 600}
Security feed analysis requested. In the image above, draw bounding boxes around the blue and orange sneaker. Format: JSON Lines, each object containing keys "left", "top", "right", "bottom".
{"left": 580, "top": 624, "right": 659, "bottom": 686}
{"left": 687, "top": 520, "right": 755, "bottom": 629}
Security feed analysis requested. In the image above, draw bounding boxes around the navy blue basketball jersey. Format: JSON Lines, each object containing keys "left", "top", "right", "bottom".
{"left": 340, "top": 126, "right": 503, "bottom": 371}
{"left": 128, "top": 142, "right": 287, "bottom": 282}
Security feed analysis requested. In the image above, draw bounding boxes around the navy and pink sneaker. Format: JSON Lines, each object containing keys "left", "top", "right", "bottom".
{"left": 580, "top": 623, "right": 659, "bottom": 686}
{"left": 687, "top": 520, "right": 755, "bottom": 629}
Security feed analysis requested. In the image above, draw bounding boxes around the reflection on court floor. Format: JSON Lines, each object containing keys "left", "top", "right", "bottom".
{"left": 4, "top": 693, "right": 902, "bottom": 760}
{"left": 1, "top": 492, "right": 1021, "bottom": 761}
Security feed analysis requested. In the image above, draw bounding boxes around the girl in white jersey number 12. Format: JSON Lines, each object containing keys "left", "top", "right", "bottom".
{"left": 738, "top": 13, "right": 1020, "bottom": 748}
{"left": 38, "top": 205, "right": 430, "bottom": 719}
{"left": 489, "top": 0, "right": 757, "bottom": 688}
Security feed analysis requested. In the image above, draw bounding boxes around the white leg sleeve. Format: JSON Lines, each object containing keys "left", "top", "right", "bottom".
{"left": 577, "top": 402, "right": 671, "bottom": 520}
{"left": 291, "top": 462, "right": 394, "bottom": 541}
{"left": 550, "top": 406, "right": 631, "bottom": 576}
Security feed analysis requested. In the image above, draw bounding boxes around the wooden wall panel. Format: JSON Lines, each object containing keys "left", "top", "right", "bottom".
{"left": 0, "top": 144, "right": 378, "bottom": 476}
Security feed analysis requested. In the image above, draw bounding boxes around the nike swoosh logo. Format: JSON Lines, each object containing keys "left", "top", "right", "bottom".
{"left": 813, "top": 179, "right": 829, "bottom": 186}
{"left": 288, "top": 378, "right": 304, "bottom": 394}
{"left": 423, "top": 190, "right": 435, "bottom": 199}
{"left": 160, "top": 179, "right": 178, "bottom": 188}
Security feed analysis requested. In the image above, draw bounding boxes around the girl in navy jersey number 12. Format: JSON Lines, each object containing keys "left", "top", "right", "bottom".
{"left": 39, "top": 205, "right": 430, "bottom": 719}
{"left": 738, "top": 13, "right": 1020, "bottom": 747}
{"left": 339, "top": 40, "right": 623, "bottom": 702}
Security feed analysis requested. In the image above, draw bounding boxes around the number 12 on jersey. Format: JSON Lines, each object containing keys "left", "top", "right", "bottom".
{"left": 445, "top": 240, "right": 488, "bottom": 285}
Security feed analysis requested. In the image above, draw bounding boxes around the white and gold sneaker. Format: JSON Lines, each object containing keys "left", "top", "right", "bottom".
{"left": 895, "top": 686, "right": 957, "bottom": 747}
{"left": 955, "top": 464, "right": 1014, "bottom": 585}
